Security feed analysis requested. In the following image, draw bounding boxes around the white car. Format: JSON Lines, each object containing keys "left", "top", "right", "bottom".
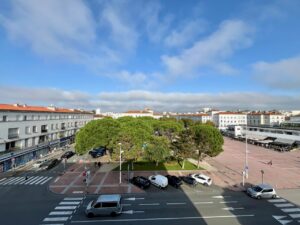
{"left": 190, "top": 173, "right": 212, "bottom": 186}
{"left": 148, "top": 175, "right": 168, "bottom": 189}
{"left": 33, "top": 159, "right": 48, "bottom": 168}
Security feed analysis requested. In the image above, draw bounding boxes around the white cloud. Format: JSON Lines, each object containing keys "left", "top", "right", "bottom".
{"left": 253, "top": 56, "right": 300, "bottom": 90}
{"left": 162, "top": 20, "right": 254, "bottom": 75}
{"left": 164, "top": 19, "right": 207, "bottom": 48}
{"left": 0, "top": 86, "right": 299, "bottom": 112}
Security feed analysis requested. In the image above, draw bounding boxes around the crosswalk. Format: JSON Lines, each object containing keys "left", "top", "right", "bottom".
{"left": 41, "top": 197, "right": 83, "bottom": 225}
{"left": 269, "top": 198, "right": 300, "bottom": 224}
{"left": 0, "top": 176, "right": 52, "bottom": 186}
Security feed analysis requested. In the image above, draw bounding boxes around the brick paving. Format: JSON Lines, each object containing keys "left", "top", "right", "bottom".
{"left": 206, "top": 137, "right": 300, "bottom": 190}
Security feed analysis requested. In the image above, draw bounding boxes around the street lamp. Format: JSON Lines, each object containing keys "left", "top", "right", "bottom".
{"left": 245, "top": 123, "right": 249, "bottom": 179}
{"left": 118, "top": 143, "right": 123, "bottom": 184}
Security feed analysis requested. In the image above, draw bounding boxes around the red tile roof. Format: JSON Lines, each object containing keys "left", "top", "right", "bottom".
{"left": 125, "top": 110, "right": 151, "bottom": 114}
{"left": 216, "top": 112, "right": 246, "bottom": 115}
{"left": 176, "top": 113, "right": 209, "bottom": 117}
{"left": 0, "top": 104, "right": 91, "bottom": 114}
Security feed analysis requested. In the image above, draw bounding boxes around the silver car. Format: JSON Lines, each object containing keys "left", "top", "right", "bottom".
{"left": 247, "top": 184, "right": 277, "bottom": 199}
{"left": 85, "top": 194, "right": 122, "bottom": 217}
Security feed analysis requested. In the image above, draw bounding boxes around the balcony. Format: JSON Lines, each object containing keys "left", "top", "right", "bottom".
{"left": 41, "top": 129, "right": 48, "bottom": 133}
{"left": 8, "top": 134, "right": 19, "bottom": 139}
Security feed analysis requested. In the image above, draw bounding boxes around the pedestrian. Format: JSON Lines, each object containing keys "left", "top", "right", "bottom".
{"left": 25, "top": 175, "right": 28, "bottom": 180}
{"left": 97, "top": 162, "right": 101, "bottom": 168}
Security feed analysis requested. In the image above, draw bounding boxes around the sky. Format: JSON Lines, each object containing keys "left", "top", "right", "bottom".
{"left": 0, "top": 0, "right": 300, "bottom": 112}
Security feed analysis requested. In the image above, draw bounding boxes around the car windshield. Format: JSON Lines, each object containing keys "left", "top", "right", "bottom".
{"left": 253, "top": 186, "right": 263, "bottom": 192}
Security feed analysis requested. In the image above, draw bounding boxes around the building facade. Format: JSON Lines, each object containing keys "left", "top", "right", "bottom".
{"left": 172, "top": 113, "right": 211, "bottom": 123}
{"left": 213, "top": 112, "right": 247, "bottom": 130}
{"left": 0, "top": 104, "right": 93, "bottom": 172}
{"left": 247, "top": 112, "right": 285, "bottom": 126}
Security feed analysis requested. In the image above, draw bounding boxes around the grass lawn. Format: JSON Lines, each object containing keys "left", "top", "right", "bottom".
{"left": 113, "top": 160, "right": 203, "bottom": 171}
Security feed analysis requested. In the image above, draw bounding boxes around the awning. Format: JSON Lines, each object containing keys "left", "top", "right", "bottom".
{"left": 273, "top": 138, "right": 295, "bottom": 145}
{"left": 246, "top": 134, "right": 266, "bottom": 141}
{"left": 256, "top": 140, "right": 273, "bottom": 144}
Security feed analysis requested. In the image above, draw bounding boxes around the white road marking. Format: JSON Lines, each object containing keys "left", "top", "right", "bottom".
{"left": 43, "top": 217, "right": 69, "bottom": 222}
{"left": 73, "top": 191, "right": 83, "bottom": 194}
{"left": 49, "top": 211, "right": 73, "bottom": 215}
{"left": 272, "top": 215, "right": 293, "bottom": 225}
{"left": 269, "top": 199, "right": 287, "bottom": 203}
{"left": 275, "top": 203, "right": 295, "bottom": 208}
{"left": 55, "top": 206, "right": 77, "bottom": 210}
{"left": 0, "top": 178, "right": 7, "bottom": 183}
{"left": 167, "top": 202, "right": 186, "bottom": 205}
{"left": 212, "top": 196, "right": 231, "bottom": 199}
{"left": 222, "top": 207, "right": 244, "bottom": 211}
{"left": 25, "top": 176, "right": 42, "bottom": 185}
{"left": 40, "top": 177, "right": 53, "bottom": 185}
{"left": 289, "top": 214, "right": 300, "bottom": 219}
{"left": 124, "top": 197, "right": 145, "bottom": 201}
{"left": 18, "top": 176, "right": 34, "bottom": 184}
{"left": 2, "top": 177, "right": 19, "bottom": 185}
{"left": 35, "top": 176, "right": 50, "bottom": 185}
{"left": 220, "top": 201, "right": 238, "bottom": 204}
{"left": 59, "top": 201, "right": 81, "bottom": 205}
{"left": 193, "top": 202, "right": 213, "bottom": 204}
{"left": 64, "top": 197, "right": 84, "bottom": 201}
{"left": 71, "top": 214, "right": 255, "bottom": 223}
{"left": 139, "top": 203, "right": 160, "bottom": 206}
{"left": 14, "top": 177, "right": 29, "bottom": 185}
{"left": 122, "top": 210, "right": 144, "bottom": 214}
{"left": 4, "top": 177, "right": 24, "bottom": 185}
{"left": 32, "top": 176, "right": 48, "bottom": 185}
{"left": 54, "top": 177, "right": 60, "bottom": 183}
{"left": 281, "top": 208, "right": 300, "bottom": 213}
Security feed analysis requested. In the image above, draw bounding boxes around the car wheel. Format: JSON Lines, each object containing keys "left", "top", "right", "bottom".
{"left": 87, "top": 213, "right": 94, "bottom": 218}
{"left": 257, "top": 196, "right": 261, "bottom": 200}
{"left": 110, "top": 212, "right": 117, "bottom": 217}
{"left": 272, "top": 195, "right": 277, "bottom": 199}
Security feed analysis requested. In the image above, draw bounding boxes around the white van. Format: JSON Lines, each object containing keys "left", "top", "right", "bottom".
{"left": 149, "top": 175, "right": 168, "bottom": 189}
{"left": 85, "top": 194, "right": 122, "bottom": 217}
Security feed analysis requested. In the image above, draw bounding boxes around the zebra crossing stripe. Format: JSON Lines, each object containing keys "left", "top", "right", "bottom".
{"left": 18, "top": 176, "right": 34, "bottom": 184}
{"left": 281, "top": 208, "right": 300, "bottom": 213}
{"left": 274, "top": 203, "right": 294, "bottom": 208}
{"left": 34, "top": 176, "right": 49, "bottom": 185}
{"left": 1, "top": 177, "right": 17, "bottom": 185}
{"left": 14, "top": 177, "right": 29, "bottom": 185}
{"left": 59, "top": 201, "right": 81, "bottom": 205}
{"left": 268, "top": 199, "right": 287, "bottom": 203}
{"left": 49, "top": 211, "right": 73, "bottom": 215}
{"left": 3, "top": 177, "right": 23, "bottom": 185}
{"left": 64, "top": 197, "right": 84, "bottom": 201}
{"left": 29, "top": 176, "right": 46, "bottom": 185}
{"left": 40, "top": 177, "right": 52, "bottom": 185}
{"left": 55, "top": 206, "right": 77, "bottom": 210}
{"left": 43, "top": 217, "right": 69, "bottom": 222}
{"left": 289, "top": 214, "right": 300, "bottom": 219}
{"left": 0, "top": 178, "right": 7, "bottom": 183}
{"left": 26, "top": 176, "right": 43, "bottom": 185}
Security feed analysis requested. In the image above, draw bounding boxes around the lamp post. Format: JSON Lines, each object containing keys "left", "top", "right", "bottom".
{"left": 245, "top": 122, "right": 249, "bottom": 179}
{"left": 119, "top": 143, "right": 122, "bottom": 184}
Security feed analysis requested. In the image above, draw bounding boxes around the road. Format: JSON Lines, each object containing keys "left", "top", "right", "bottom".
{"left": 0, "top": 157, "right": 300, "bottom": 225}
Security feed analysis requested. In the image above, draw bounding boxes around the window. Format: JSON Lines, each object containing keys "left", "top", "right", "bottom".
{"left": 24, "top": 115, "right": 27, "bottom": 121}
{"left": 25, "top": 126, "right": 31, "bottom": 134}
{"left": 3, "top": 115, "right": 7, "bottom": 122}
{"left": 8, "top": 128, "right": 19, "bottom": 139}
{"left": 102, "top": 202, "right": 117, "bottom": 207}
{"left": 51, "top": 124, "right": 54, "bottom": 130}
{"left": 33, "top": 126, "right": 38, "bottom": 133}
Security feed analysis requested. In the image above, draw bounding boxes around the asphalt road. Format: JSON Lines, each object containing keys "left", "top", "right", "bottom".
{"left": 1, "top": 159, "right": 300, "bottom": 225}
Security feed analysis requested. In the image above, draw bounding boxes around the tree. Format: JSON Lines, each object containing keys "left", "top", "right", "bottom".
{"left": 180, "top": 118, "right": 195, "bottom": 128}
{"left": 192, "top": 125, "right": 224, "bottom": 168}
{"left": 75, "top": 118, "right": 120, "bottom": 155}
{"left": 144, "top": 136, "right": 170, "bottom": 166}
{"left": 172, "top": 129, "right": 195, "bottom": 169}
{"left": 153, "top": 120, "right": 184, "bottom": 142}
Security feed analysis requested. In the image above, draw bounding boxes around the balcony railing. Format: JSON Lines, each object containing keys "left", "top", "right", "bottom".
{"left": 8, "top": 134, "right": 19, "bottom": 139}
{"left": 41, "top": 129, "right": 48, "bottom": 133}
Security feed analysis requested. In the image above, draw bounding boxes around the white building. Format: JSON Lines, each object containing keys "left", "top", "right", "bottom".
{"left": 247, "top": 112, "right": 285, "bottom": 126}
{"left": 213, "top": 112, "right": 247, "bottom": 130}
{"left": 172, "top": 113, "right": 212, "bottom": 123}
{"left": 0, "top": 104, "right": 93, "bottom": 172}
{"left": 95, "top": 108, "right": 163, "bottom": 120}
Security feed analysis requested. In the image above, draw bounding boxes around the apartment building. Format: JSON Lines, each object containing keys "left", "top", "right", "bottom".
{"left": 213, "top": 112, "right": 247, "bottom": 130}
{"left": 95, "top": 108, "right": 163, "bottom": 119}
{"left": 247, "top": 112, "right": 285, "bottom": 126}
{"left": 172, "top": 113, "right": 212, "bottom": 123}
{"left": 0, "top": 104, "right": 93, "bottom": 172}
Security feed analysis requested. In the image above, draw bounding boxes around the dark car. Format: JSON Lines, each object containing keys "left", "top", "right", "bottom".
{"left": 129, "top": 176, "right": 151, "bottom": 189}
{"left": 179, "top": 176, "right": 197, "bottom": 186}
{"left": 89, "top": 147, "right": 106, "bottom": 158}
{"left": 61, "top": 151, "right": 75, "bottom": 159}
{"left": 46, "top": 159, "right": 60, "bottom": 170}
{"left": 166, "top": 175, "right": 183, "bottom": 188}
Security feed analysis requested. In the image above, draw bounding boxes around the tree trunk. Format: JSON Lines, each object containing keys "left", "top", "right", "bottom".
{"left": 197, "top": 154, "right": 201, "bottom": 169}
{"left": 182, "top": 159, "right": 185, "bottom": 169}
{"left": 156, "top": 161, "right": 159, "bottom": 166}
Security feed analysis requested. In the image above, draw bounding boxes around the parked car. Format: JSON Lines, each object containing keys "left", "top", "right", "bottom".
{"left": 179, "top": 176, "right": 197, "bottom": 186}
{"left": 190, "top": 173, "right": 212, "bottom": 186}
{"left": 61, "top": 151, "right": 75, "bottom": 159}
{"left": 148, "top": 175, "right": 168, "bottom": 189}
{"left": 85, "top": 194, "right": 122, "bottom": 217}
{"left": 247, "top": 184, "right": 277, "bottom": 199}
{"left": 129, "top": 176, "right": 151, "bottom": 189}
{"left": 166, "top": 175, "right": 182, "bottom": 188}
{"left": 46, "top": 159, "right": 60, "bottom": 170}
{"left": 89, "top": 147, "right": 106, "bottom": 158}
{"left": 33, "top": 159, "right": 48, "bottom": 168}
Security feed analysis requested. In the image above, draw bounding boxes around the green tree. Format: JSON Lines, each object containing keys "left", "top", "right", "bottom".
{"left": 75, "top": 118, "right": 120, "bottom": 155}
{"left": 193, "top": 125, "right": 224, "bottom": 168}
{"left": 144, "top": 136, "right": 170, "bottom": 166}
{"left": 153, "top": 120, "right": 184, "bottom": 142}
{"left": 180, "top": 118, "right": 195, "bottom": 128}
{"left": 172, "top": 129, "right": 195, "bottom": 169}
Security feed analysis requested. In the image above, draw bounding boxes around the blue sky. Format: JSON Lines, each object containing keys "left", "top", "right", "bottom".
{"left": 0, "top": 0, "right": 300, "bottom": 112}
